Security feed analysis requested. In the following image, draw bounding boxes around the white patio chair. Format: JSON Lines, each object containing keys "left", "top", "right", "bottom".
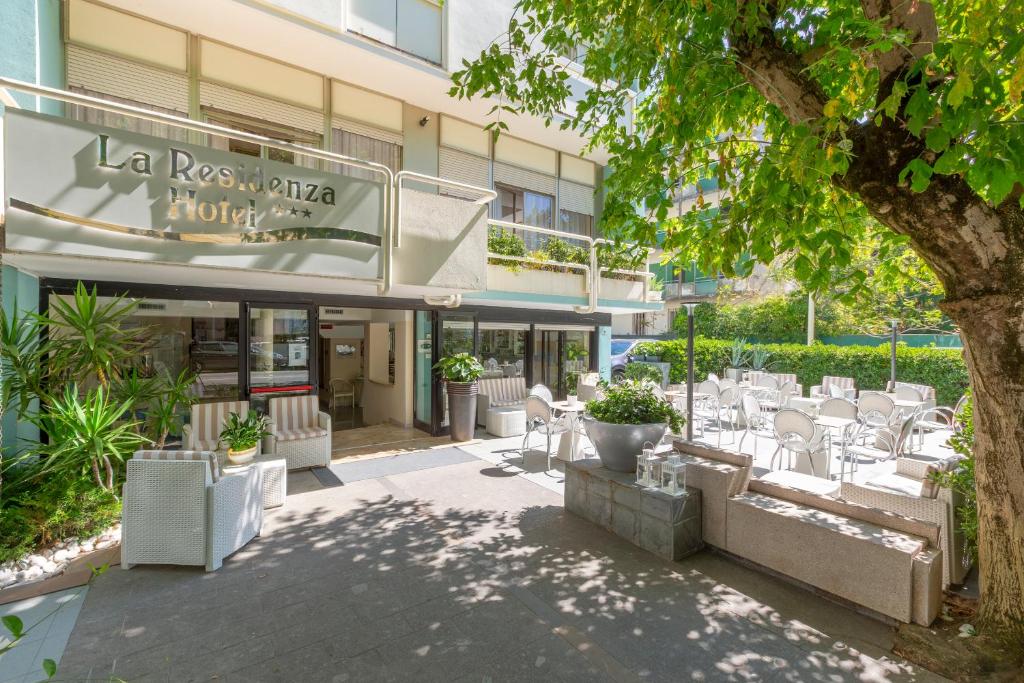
{"left": 893, "top": 381, "right": 936, "bottom": 402}
{"left": 268, "top": 394, "right": 331, "bottom": 470}
{"left": 895, "top": 385, "right": 925, "bottom": 402}
{"left": 183, "top": 400, "right": 249, "bottom": 451}
{"left": 811, "top": 376, "right": 857, "bottom": 400}
{"left": 576, "top": 373, "right": 601, "bottom": 402}
{"left": 121, "top": 450, "right": 263, "bottom": 572}
{"left": 716, "top": 384, "right": 740, "bottom": 443}
{"left": 515, "top": 359, "right": 524, "bottom": 376}
{"left": 771, "top": 409, "right": 831, "bottom": 479}
{"left": 952, "top": 394, "right": 970, "bottom": 434}
{"left": 522, "top": 395, "right": 571, "bottom": 471}
{"left": 707, "top": 372, "right": 720, "bottom": 383}
{"left": 912, "top": 404, "right": 957, "bottom": 451}
{"left": 828, "top": 383, "right": 849, "bottom": 399}
{"left": 839, "top": 413, "right": 916, "bottom": 480}
{"left": 738, "top": 393, "right": 774, "bottom": 458}
{"left": 529, "top": 383, "right": 553, "bottom": 402}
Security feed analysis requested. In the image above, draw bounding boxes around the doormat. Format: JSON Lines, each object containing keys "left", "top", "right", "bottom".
{"left": 312, "top": 446, "right": 478, "bottom": 487}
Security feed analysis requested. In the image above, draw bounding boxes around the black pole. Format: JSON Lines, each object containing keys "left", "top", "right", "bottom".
{"left": 889, "top": 320, "right": 898, "bottom": 391}
{"left": 686, "top": 304, "right": 695, "bottom": 441}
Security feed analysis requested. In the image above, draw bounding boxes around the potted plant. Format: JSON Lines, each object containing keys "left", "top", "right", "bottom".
{"left": 433, "top": 352, "right": 484, "bottom": 442}
{"left": 583, "top": 380, "right": 683, "bottom": 472}
{"left": 218, "top": 410, "right": 270, "bottom": 465}
{"left": 749, "top": 345, "right": 773, "bottom": 372}
{"left": 623, "top": 362, "right": 664, "bottom": 386}
{"left": 725, "top": 338, "right": 750, "bottom": 381}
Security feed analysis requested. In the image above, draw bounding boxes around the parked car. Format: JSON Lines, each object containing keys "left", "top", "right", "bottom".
{"left": 610, "top": 338, "right": 657, "bottom": 380}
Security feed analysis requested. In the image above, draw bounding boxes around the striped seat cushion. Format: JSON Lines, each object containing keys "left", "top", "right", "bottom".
{"left": 479, "top": 377, "right": 528, "bottom": 403}
{"left": 189, "top": 401, "right": 249, "bottom": 449}
{"left": 270, "top": 395, "right": 321, "bottom": 434}
{"left": 773, "top": 373, "right": 798, "bottom": 386}
{"left": 134, "top": 449, "right": 221, "bottom": 482}
{"left": 275, "top": 427, "right": 329, "bottom": 442}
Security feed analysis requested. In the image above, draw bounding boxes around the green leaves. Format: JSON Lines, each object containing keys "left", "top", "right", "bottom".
{"left": 43, "top": 658, "right": 57, "bottom": 679}
{"left": 2, "top": 615, "right": 24, "bottom": 639}
{"left": 586, "top": 379, "right": 682, "bottom": 433}
{"left": 433, "top": 353, "right": 485, "bottom": 383}
{"left": 947, "top": 72, "right": 974, "bottom": 109}
{"left": 218, "top": 410, "right": 270, "bottom": 452}
{"left": 901, "top": 158, "right": 935, "bottom": 192}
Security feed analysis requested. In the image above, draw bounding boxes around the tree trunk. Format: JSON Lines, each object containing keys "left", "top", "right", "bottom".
{"left": 945, "top": 295, "right": 1024, "bottom": 646}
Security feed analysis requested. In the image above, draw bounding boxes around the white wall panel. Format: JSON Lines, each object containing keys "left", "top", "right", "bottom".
{"left": 332, "top": 82, "right": 403, "bottom": 132}
{"left": 201, "top": 40, "right": 322, "bottom": 110}
{"left": 68, "top": 0, "right": 186, "bottom": 72}
{"left": 440, "top": 116, "right": 489, "bottom": 157}
{"left": 560, "top": 153, "right": 596, "bottom": 186}
{"left": 494, "top": 136, "right": 557, "bottom": 175}
{"left": 67, "top": 45, "right": 189, "bottom": 112}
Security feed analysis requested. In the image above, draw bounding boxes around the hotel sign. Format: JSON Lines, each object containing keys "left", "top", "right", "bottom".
{"left": 3, "top": 110, "right": 383, "bottom": 280}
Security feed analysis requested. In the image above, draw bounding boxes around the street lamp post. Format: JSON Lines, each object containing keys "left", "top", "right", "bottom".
{"left": 684, "top": 303, "right": 697, "bottom": 441}
{"left": 889, "top": 319, "right": 899, "bottom": 391}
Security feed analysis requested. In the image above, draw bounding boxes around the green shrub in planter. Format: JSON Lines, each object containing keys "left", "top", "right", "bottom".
{"left": 433, "top": 353, "right": 484, "bottom": 383}
{"left": 623, "top": 362, "right": 663, "bottom": 385}
{"left": 586, "top": 380, "right": 683, "bottom": 433}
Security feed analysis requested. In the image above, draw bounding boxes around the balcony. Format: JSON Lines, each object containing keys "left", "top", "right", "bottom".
{"left": 0, "top": 78, "right": 656, "bottom": 314}
{"left": 663, "top": 278, "right": 719, "bottom": 301}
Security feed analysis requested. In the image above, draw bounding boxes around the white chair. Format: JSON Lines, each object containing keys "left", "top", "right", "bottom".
{"left": 811, "top": 376, "right": 857, "bottom": 400}
{"left": 707, "top": 372, "right": 720, "bottom": 383}
{"left": 895, "top": 385, "right": 926, "bottom": 402}
{"left": 772, "top": 373, "right": 803, "bottom": 397}
{"left": 691, "top": 380, "right": 722, "bottom": 444}
{"left": 268, "top": 394, "right": 331, "bottom": 470}
{"left": 893, "top": 381, "right": 936, "bottom": 403}
{"left": 521, "top": 395, "right": 571, "bottom": 471}
{"left": 515, "top": 359, "right": 524, "bottom": 376}
{"left": 857, "top": 391, "right": 897, "bottom": 428}
{"left": 738, "top": 393, "right": 774, "bottom": 457}
{"left": 183, "top": 400, "right": 249, "bottom": 451}
{"left": 771, "top": 409, "right": 831, "bottom": 478}
{"left": 576, "top": 373, "right": 601, "bottom": 402}
{"left": 529, "top": 383, "right": 554, "bottom": 402}
{"left": 716, "top": 384, "right": 740, "bottom": 443}
{"left": 121, "top": 450, "right": 263, "bottom": 572}
{"left": 329, "top": 378, "right": 356, "bottom": 426}
{"left": 839, "top": 413, "right": 916, "bottom": 480}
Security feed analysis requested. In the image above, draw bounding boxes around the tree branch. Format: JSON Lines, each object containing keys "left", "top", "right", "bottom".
{"left": 861, "top": 0, "right": 939, "bottom": 96}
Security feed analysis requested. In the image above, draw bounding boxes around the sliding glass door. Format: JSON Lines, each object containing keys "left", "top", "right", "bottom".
{"left": 246, "top": 304, "right": 315, "bottom": 412}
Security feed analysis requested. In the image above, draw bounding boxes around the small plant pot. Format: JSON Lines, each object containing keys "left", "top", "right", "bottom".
{"left": 725, "top": 368, "right": 744, "bottom": 382}
{"left": 226, "top": 445, "right": 257, "bottom": 465}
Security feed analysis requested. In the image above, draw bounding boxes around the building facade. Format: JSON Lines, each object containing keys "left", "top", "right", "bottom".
{"left": 0, "top": 0, "right": 659, "bottom": 447}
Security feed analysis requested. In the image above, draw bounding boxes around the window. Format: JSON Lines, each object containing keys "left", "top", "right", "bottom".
{"left": 347, "top": 0, "right": 442, "bottom": 65}
{"left": 561, "top": 44, "right": 588, "bottom": 65}
{"left": 558, "top": 209, "right": 593, "bottom": 237}
{"left": 477, "top": 323, "right": 528, "bottom": 379}
{"left": 496, "top": 184, "right": 554, "bottom": 250}
{"left": 332, "top": 127, "right": 402, "bottom": 181}
{"left": 68, "top": 88, "right": 189, "bottom": 142}
{"left": 205, "top": 109, "right": 321, "bottom": 169}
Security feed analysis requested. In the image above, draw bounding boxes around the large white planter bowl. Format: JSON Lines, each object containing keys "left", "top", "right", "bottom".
{"left": 583, "top": 419, "right": 667, "bottom": 472}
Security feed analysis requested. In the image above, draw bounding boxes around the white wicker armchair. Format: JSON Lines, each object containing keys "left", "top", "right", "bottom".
{"left": 267, "top": 395, "right": 331, "bottom": 470}
{"left": 182, "top": 400, "right": 249, "bottom": 451}
{"left": 840, "top": 456, "right": 968, "bottom": 588}
{"left": 121, "top": 450, "right": 263, "bottom": 572}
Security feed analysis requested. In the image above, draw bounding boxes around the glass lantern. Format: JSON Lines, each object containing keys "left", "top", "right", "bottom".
{"left": 635, "top": 447, "right": 661, "bottom": 489}
{"left": 659, "top": 453, "right": 688, "bottom": 497}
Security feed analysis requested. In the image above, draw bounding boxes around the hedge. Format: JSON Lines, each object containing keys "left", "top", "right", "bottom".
{"left": 636, "top": 337, "right": 969, "bottom": 406}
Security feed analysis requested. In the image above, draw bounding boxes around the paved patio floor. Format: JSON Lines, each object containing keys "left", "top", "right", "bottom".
{"left": 56, "top": 457, "right": 945, "bottom": 682}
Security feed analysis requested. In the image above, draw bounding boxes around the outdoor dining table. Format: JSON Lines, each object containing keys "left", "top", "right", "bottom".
{"left": 551, "top": 399, "right": 586, "bottom": 462}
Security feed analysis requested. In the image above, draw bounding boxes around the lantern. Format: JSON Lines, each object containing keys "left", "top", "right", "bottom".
{"left": 660, "top": 453, "right": 687, "bottom": 497}
{"left": 635, "top": 447, "right": 661, "bottom": 489}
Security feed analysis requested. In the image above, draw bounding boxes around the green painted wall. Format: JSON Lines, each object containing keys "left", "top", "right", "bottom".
{"left": 0, "top": 0, "right": 64, "bottom": 113}
{"left": 598, "top": 326, "right": 611, "bottom": 380}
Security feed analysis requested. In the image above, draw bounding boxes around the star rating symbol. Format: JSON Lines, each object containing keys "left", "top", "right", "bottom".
{"left": 302, "top": 208, "right": 312, "bottom": 219}
{"left": 273, "top": 204, "right": 285, "bottom": 215}
{"left": 289, "top": 206, "right": 298, "bottom": 216}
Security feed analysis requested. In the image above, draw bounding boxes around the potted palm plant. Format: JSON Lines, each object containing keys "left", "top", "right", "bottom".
{"left": 433, "top": 353, "right": 484, "bottom": 442}
{"left": 725, "top": 338, "right": 750, "bottom": 381}
{"left": 218, "top": 410, "right": 270, "bottom": 465}
{"left": 583, "top": 380, "right": 683, "bottom": 472}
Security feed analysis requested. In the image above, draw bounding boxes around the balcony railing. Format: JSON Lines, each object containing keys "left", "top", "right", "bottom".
{"left": 0, "top": 77, "right": 655, "bottom": 312}
{"left": 663, "top": 278, "right": 718, "bottom": 300}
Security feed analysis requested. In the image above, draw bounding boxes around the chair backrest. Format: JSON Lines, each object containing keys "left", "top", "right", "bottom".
{"left": 746, "top": 370, "right": 764, "bottom": 385}
{"left": 481, "top": 377, "right": 528, "bottom": 402}
{"left": 895, "top": 385, "right": 925, "bottom": 402}
{"left": 827, "top": 383, "right": 848, "bottom": 399}
{"left": 718, "top": 378, "right": 738, "bottom": 392}
{"left": 525, "top": 395, "right": 553, "bottom": 424}
{"left": 773, "top": 373, "right": 798, "bottom": 387}
{"left": 485, "top": 358, "right": 499, "bottom": 371}
{"left": 134, "top": 449, "right": 219, "bottom": 482}
{"left": 330, "top": 378, "right": 354, "bottom": 395}
{"left": 894, "top": 381, "right": 935, "bottom": 400}
{"left": 696, "top": 379, "right": 720, "bottom": 397}
{"left": 858, "top": 391, "right": 895, "bottom": 418}
{"left": 741, "top": 393, "right": 763, "bottom": 426}
{"left": 707, "top": 372, "right": 720, "bottom": 383}
{"left": 190, "top": 400, "right": 249, "bottom": 446}
{"left": 270, "top": 394, "right": 320, "bottom": 431}
{"left": 777, "top": 381, "right": 796, "bottom": 403}
{"left": 773, "top": 408, "right": 816, "bottom": 443}
{"left": 756, "top": 374, "right": 779, "bottom": 390}
{"left": 819, "top": 397, "right": 857, "bottom": 420}
{"left": 823, "top": 376, "right": 855, "bottom": 392}
{"left": 529, "top": 383, "right": 553, "bottom": 402}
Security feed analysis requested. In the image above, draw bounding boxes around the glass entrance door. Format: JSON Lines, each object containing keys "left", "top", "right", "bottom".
{"left": 433, "top": 313, "right": 477, "bottom": 432}
{"left": 246, "top": 305, "right": 314, "bottom": 412}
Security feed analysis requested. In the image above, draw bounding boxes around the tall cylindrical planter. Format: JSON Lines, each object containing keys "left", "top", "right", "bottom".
{"left": 446, "top": 381, "right": 478, "bottom": 442}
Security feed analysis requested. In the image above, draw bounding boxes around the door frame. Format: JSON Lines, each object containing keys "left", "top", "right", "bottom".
{"left": 241, "top": 301, "right": 318, "bottom": 404}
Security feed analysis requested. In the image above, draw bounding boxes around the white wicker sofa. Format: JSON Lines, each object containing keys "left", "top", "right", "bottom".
{"left": 476, "top": 377, "right": 529, "bottom": 426}
{"left": 121, "top": 450, "right": 263, "bottom": 572}
{"left": 267, "top": 395, "right": 331, "bottom": 470}
{"left": 840, "top": 455, "right": 968, "bottom": 588}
